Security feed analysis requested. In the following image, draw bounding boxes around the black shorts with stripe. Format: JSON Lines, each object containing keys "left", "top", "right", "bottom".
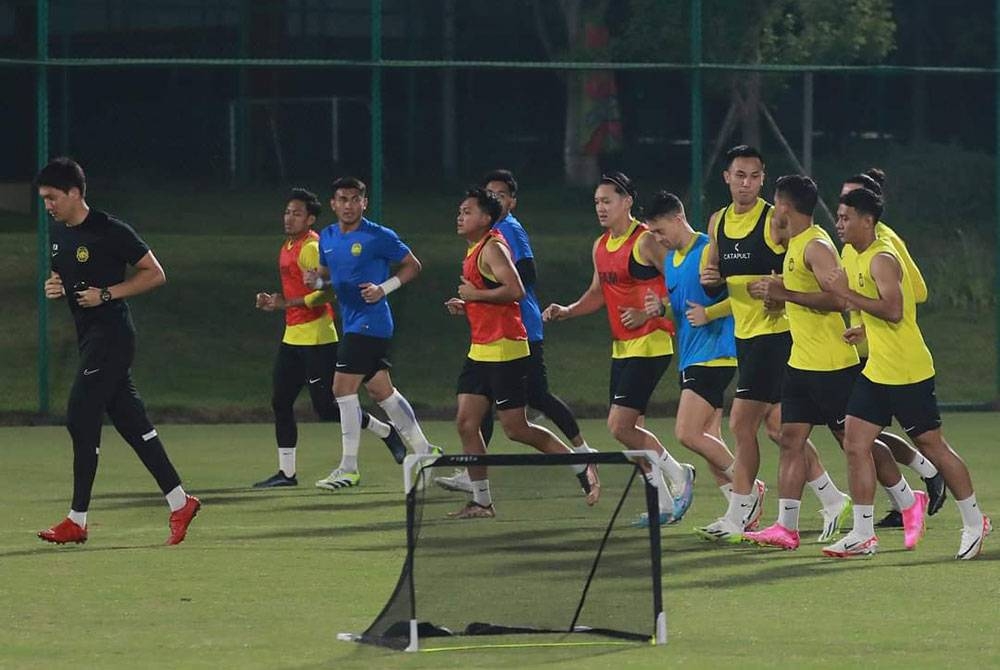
{"left": 457, "top": 356, "right": 529, "bottom": 410}
{"left": 336, "top": 333, "right": 391, "bottom": 381}
{"left": 846, "top": 373, "right": 942, "bottom": 438}
{"left": 609, "top": 355, "right": 671, "bottom": 414}
{"left": 679, "top": 365, "right": 735, "bottom": 410}
{"left": 781, "top": 364, "right": 862, "bottom": 433}
{"left": 734, "top": 331, "right": 791, "bottom": 404}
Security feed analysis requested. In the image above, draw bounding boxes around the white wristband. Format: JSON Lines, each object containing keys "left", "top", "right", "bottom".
{"left": 378, "top": 276, "right": 402, "bottom": 296}
{"left": 310, "top": 276, "right": 326, "bottom": 290}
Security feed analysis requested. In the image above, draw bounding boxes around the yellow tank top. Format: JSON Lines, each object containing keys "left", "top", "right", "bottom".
{"left": 783, "top": 225, "right": 859, "bottom": 371}
{"left": 849, "top": 238, "right": 934, "bottom": 384}
{"left": 713, "top": 199, "right": 790, "bottom": 340}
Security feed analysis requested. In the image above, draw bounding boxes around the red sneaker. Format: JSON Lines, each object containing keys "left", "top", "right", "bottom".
{"left": 38, "top": 518, "right": 88, "bottom": 545}
{"left": 165, "top": 495, "right": 201, "bottom": 546}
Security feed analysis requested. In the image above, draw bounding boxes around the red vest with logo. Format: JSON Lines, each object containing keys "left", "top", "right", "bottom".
{"left": 462, "top": 231, "right": 528, "bottom": 344}
{"left": 280, "top": 231, "right": 334, "bottom": 327}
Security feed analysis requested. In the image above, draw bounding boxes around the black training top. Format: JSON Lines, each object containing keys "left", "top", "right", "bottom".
{"left": 49, "top": 209, "right": 149, "bottom": 334}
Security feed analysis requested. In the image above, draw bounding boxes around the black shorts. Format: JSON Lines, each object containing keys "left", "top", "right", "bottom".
{"left": 679, "top": 365, "right": 735, "bottom": 410}
{"left": 609, "top": 355, "right": 671, "bottom": 413}
{"left": 525, "top": 340, "right": 550, "bottom": 396}
{"left": 735, "top": 332, "right": 791, "bottom": 404}
{"left": 336, "top": 333, "right": 391, "bottom": 381}
{"left": 457, "top": 357, "right": 529, "bottom": 410}
{"left": 846, "top": 374, "right": 942, "bottom": 438}
{"left": 781, "top": 364, "right": 862, "bottom": 433}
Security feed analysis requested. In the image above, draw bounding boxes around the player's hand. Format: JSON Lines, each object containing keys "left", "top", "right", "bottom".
{"left": 700, "top": 264, "right": 723, "bottom": 287}
{"left": 359, "top": 282, "right": 385, "bottom": 303}
{"left": 457, "top": 277, "right": 479, "bottom": 301}
{"left": 642, "top": 288, "right": 663, "bottom": 318}
{"left": 685, "top": 300, "right": 708, "bottom": 326}
{"left": 74, "top": 286, "right": 102, "bottom": 308}
{"left": 618, "top": 305, "right": 647, "bottom": 330}
{"left": 542, "top": 303, "right": 570, "bottom": 322}
{"left": 762, "top": 297, "right": 784, "bottom": 314}
{"left": 749, "top": 272, "right": 783, "bottom": 301}
{"left": 44, "top": 271, "right": 65, "bottom": 299}
{"left": 843, "top": 325, "right": 866, "bottom": 344}
{"left": 303, "top": 269, "right": 325, "bottom": 290}
{"left": 821, "top": 267, "right": 849, "bottom": 297}
{"left": 444, "top": 297, "right": 466, "bottom": 315}
{"left": 255, "top": 292, "right": 273, "bottom": 310}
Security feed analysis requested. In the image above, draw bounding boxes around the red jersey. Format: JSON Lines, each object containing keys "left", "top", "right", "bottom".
{"left": 462, "top": 231, "right": 528, "bottom": 352}
{"left": 280, "top": 231, "right": 334, "bottom": 328}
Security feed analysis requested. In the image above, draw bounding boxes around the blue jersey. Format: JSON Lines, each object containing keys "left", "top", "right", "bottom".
{"left": 665, "top": 232, "right": 737, "bottom": 370}
{"left": 494, "top": 213, "right": 543, "bottom": 342}
{"left": 318, "top": 217, "right": 411, "bottom": 338}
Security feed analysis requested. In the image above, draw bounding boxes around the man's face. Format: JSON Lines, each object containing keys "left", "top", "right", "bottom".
{"left": 331, "top": 188, "right": 366, "bottom": 226}
{"left": 283, "top": 199, "right": 315, "bottom": 236}
{"left": 771, "top": 191, "right": 792, "bottom": 239}
{"left": 594, "top": 184, "right": 631, "bottom": 229}
{"left": 39, "top": 186, "right": 81, "bottom": 223}
{"left": 723, "top": 157, "right": 765, "bottom": 207}
{"left": 836, "top": 203, "right": 870, "bottom": 246}
{"left": 456, "top": 197, "right": 492, "bottom": 238}
{"left": 485, "top": 180, "right": 516, "bottom": 220}
{"left": 644, "top": 213, "right": 682, "bottom": 248}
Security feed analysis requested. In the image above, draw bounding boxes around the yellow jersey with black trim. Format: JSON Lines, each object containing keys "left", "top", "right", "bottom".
{"left": 281, "top": 237, "right": 338, "bottom": 346}
{"left": 783, "top": 225, "right": 859, "bottom": 371}
{"left": 848, "top": 238, "right": 934, "bottom": 384}
{"left": 713, "top": 198, "right": 790, "bottom": 339}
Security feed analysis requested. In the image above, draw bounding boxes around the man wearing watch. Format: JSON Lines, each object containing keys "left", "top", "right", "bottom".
{"left": 35, "top": 157, "right": 200, "bottom": 547}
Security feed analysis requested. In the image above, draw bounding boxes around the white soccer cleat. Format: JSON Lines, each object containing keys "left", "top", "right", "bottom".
{"left": 434, "top": 468, "right": 473, "bottom": 494}
{"left": 315, "top": 469, "right": 360, "bottom": 491}
{"left": 821, "top": 532, "right": 878, "bottom": 558}
{"left": 956, "top": 515, "right": 992, "bottom": 560}
{"left": 818, "top": 493, "right": 853, "bottom": 543}
{"left": 694, "top": 517, "right": 744, "bottom": 544}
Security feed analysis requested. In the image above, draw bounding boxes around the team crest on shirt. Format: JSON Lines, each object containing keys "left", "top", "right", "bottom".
{"left": 788, "top": 257, "right": 795, "bottom": 272}
{"left": 75, "top": 245, "right": 89, "bottom": 262}
{"left": 350, "top": 243, "right": 362, "bottom": 256}
{"left": 857, "top": 273, "right": 865, "bottom": 287}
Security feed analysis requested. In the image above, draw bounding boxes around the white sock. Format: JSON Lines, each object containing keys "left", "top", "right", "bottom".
{"left": 645, "top": 471, "right": 672, "bottom": 514}
{"left": 956, "top": 494, "right": 983, "bottom": 529}
{"left": 777, "top": 498, "right": 801, "bottom": 531}
{"left": 472, "top": 479, "right": 493, "bottom": 507}
{"left": 722, "top": 461, "right": 735, "bottom": 479}
{"left": 573, "top": 442, "right": 597, "bottom": 454}
{"left": 807, "top": 472, "right": 845, "bottom": 508}
{"left": 278, "top": 447, "right": 296, "bottom": 477}
{"left": 886, "top": 477, "right": 916, "bottom": 510}
{"left": 884, "top": 486, "right": 902, "bottom": 512}
{"left": 908, "top": 451, "right": 938, "bottom": 479}
{"left": 68, "top": 510, "right": 87, "bottom": 527}
{"left": 719, "top": 483, "right": 733, "bottom": 501}
{"left": 379, "top": 390, "right": 432, "bottom": 454}
{"left": 854, "top": 505, "right": 875, "bottom": 537}
{"left": 165, "top": 485, "right": 187, "bottom": 512}
{"left": 655, "top": 449, "right": 687, "bottom": 493}
{"left": 366, "top": 414, "right": 391, "bottom": 439}
{"left": 336, "top": 394, "right": 362, "bottom": 472}
{"left": 725, "top": 492, "right": 755, "bottom": 527}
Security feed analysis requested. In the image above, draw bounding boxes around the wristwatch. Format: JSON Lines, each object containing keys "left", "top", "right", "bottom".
{"left": 100, "top": 287, "right": 113, "bottom": 303}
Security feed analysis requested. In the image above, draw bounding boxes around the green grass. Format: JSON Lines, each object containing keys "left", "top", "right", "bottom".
{"left": 2, "top": 416, "right": 999, "bottom": 669}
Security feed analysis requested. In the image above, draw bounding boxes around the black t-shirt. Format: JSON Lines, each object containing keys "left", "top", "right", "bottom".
{"left": 49, "top": 209, "right": 150, "bottom": 332}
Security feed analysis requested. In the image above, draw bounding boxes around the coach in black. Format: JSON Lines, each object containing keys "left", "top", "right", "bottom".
{"left": 35, "top": 157, "right": 200, "bottom": 546}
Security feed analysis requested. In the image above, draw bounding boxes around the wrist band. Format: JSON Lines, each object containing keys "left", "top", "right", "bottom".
{"left": 310, "top": 276, "right": 326, "bottom": 290}
{"left": 378, "top": 276, "right": 402, "bottom": 295}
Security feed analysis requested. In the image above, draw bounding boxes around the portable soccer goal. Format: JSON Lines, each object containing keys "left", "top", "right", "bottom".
{"left": 339, "top": 451, "right": 668, "bottom": 652}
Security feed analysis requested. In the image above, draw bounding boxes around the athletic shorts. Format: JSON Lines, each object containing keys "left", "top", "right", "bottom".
{"left": 846, "top": 373, "right": 942, "bottom": 438}
{"left": 336, "top": 333, "right": 391, "bottom": 381}
{"left": 525, "top": 340, "right": 550, "bottom": 397}
{"left": 734, "top": 332, "right": 792, "bottom": 404}
{"left": 609, "top": 355, "right": 671, "bottom": 413}
{"left": 457, "top": 356, "right": 529, "bottom": 410}
{"left": 781, "top": 364, "right": 862, "bottom": 433}
{"left": 679, "top": 365, "right": 736, "bottom": 410}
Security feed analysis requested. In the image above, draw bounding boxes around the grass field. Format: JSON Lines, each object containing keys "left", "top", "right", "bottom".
{"left": 2, "top": 416, "right": 999, "bottom": 669}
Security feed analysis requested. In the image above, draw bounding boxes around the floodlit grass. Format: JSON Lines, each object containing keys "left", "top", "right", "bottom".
{"left": 2, "top": 416, "right": 998, "bottom": 669}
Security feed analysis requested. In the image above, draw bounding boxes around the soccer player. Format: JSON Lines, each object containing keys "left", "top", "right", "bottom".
{"left": 696, "top": 146, "right": 849, "bottom": 543}
{"left": 434, "top": 169, "right": 594, "bottom": 494}
{"left": 252, "top": 188, "right": 406, "bottom": 488}
{"left": 820, "top": 188, "right": 991, "bottom": 559}
{"left": 305, "top": 176, "right": 438, "bottom": 490}
{"left": 543, "top": 172, "right": 695, "bottom": 523}
{"left": 742, "top": 176, "right": 926, "bottom": 551}
{"left": 444, "top": 188, "right": 600, "bottom": 518}
{"left": 35, "top": 157, "right": 199, "bottom": 546}
{"left": 641, "top": 192, "right": 739, "bottom": 519}
{"left": 840, "top": 171, "right": 946, "bottom": 526}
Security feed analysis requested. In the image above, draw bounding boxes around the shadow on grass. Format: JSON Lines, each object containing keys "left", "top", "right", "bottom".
{"left": 0, "top": 542, "right": 164, "bottom": 559}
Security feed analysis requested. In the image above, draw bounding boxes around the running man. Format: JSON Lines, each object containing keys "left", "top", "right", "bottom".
{"left": 252, "top": 188, "right": 405, "bottom": 488}
{"left": 444, "top": 188, "right": 599, "bottom": 518}
{"left": 543, "top": 172, "right": 695, "bottom": 523}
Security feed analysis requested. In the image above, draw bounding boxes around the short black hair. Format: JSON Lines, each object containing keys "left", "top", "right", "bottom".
{"left": 331, "top": 176, "right": 367, "bottom": 197}
{"left": 864, "top": 167, "right": 886, "bottom": 188}
{"left": 599, "top": 171, "right": 637, "bottom": 200}
{"left": 464, "top": 187, "right": 503, "bottom": 226}
{"left": 481, "top": 169, "right": 517, "bottom": 197}
{"left": 774, "top": 175, "right": 818, "bottom": 217}
{"left": 34, "top": 157, "right": 86, "bottom": 196}
{"left": 844, "top": 173, "right": 882, "bottom": 196}
{"left": 289, "top": 187, "right": 321, "bottom": 218}
{"left": 840, "top": 187, "right": 883, "bottom": 222}
{"left": 644, "top": 191, "right": 684, "bottom": 220}
{"left": 724, "top": 144, "right": 765, "bottom": 169}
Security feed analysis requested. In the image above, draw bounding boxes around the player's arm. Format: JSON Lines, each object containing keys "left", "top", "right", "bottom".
{"left": 890, "top": 235, "right": 928, "bottom": 304}
{"left": 457, "top": 239, "right": 524, "bottom": 304}
{"left": 823, "top": 252, "right": 904, "bottom": 323}
{"left": 636, "top": 231, "right": 665, "bottom": 276}
{"left": 359, "top": 251, "right": 421, "bottom": 303}
{"left": 700, "top": 211, "right": 724, "bottom": 291}
{"left": 514, "top": 257, "right": 537, "bottom": 288}
{"left": 749, "top": 239, "right": 846, "bottom": 312}
{"left": 44, "top": 271, "right": 65, "bottom": 299}
{"left": 542, "top": 238, "right": 604, "bottom": 322}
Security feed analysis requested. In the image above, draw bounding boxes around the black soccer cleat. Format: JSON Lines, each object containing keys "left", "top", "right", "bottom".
{"left": 922, "top": 472, "right": 947, "bottom": 516}
{"left": 253, "top": 471, "right": 298, "bottom": 488}
{"left": 874, "top": 510, "right": 903, "bottom": 528}
{"left": 382, "top": 423, "right": 407, "bottom": 464}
